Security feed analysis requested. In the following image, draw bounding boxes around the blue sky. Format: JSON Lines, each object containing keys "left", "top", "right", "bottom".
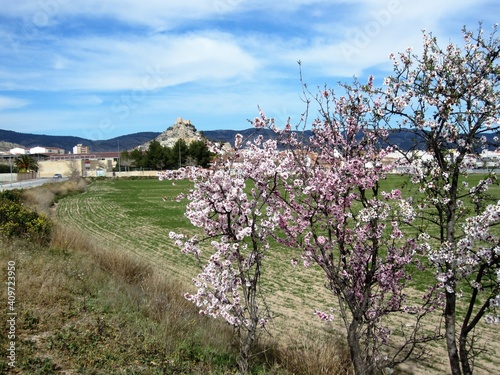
{"left": 0, "top": 0, "right": 498, "bottom": 140}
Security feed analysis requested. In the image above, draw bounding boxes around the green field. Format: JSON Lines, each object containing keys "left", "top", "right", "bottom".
{"left": 54, "top": 176, "right": 500, "bottom": 374}
{"left": 55, "top": 178, "right": 332, "bottom": 337}
{"left": 56, "top": 178, "right": 199, "bottom": 279}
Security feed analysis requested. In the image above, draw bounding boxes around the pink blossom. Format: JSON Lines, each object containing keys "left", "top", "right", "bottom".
{"left": 314, "top": 309, "right": 334, "bottom": 322}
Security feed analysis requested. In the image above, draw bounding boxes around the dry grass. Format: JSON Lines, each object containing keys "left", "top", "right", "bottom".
{"left": 22, "top": 178, "right": 88, "bottom": 216}
{"left": 50, "top": 225, "right": 154, "bottom": 285}
{"left": 267, "top": 333, "right": 353, "bottom": 375}
{"left": 0, "top": 229, "right": 240, "bottom": 374}
{"left": 48, "top": 225, "right": 354, "bottom": 374}
{"left": 49, "top": 223, "right": 236, "bottom": 340}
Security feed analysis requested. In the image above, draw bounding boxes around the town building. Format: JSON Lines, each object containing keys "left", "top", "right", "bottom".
{"left": 9, "top": 147, "right": 29, "bottom": 155}
{"left": 73, "top": 144, "right": 89, "bottom": 154}
{"left": 38, "top": 152, "right": 120, "bottom": 177}
{"left": 30, "top": 146, "right": 65, "bottom": 155}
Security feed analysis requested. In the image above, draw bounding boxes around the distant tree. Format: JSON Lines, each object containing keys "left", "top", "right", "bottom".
{"left": 171, "top": 139, "right": 189, "bottom": 169}
{"left": 144, "top": 140, "right": 168, "bottom": 170}
{"left": 130, "top": 148, "right": 145, "bottom": 169}
{"left": 119, "top": 150, "right": 133, "bottom": 172}
{"left": 0, "top": 163, "right": 17, "bottom": 173}
{"left": 67, "top": 160, "right": 81, "bottom": 179}
{"left": 188, "top": 140, "right": 213, "bottom": 168}
{"left": 15, "top": 155, "right": 38, "bottom": 173}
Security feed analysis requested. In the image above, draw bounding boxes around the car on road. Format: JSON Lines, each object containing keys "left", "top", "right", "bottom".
{"left": 53, "top": 173, "right": 63, "bottom": 180}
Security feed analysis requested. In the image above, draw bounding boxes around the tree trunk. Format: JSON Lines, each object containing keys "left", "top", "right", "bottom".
{"left": 348, "top": 319, "right": 373, "bottom": 375}
{"left": 238, "top": 325, "right": 257, "bottom": 375}
{"left": 459, "top": 333, "right": 473, "bottom": 375}
{"left": 445, "top": 290, "right": 462, "bottom": 375}
{"left": 444, "top": 180, "right": 463, "bottom": 375}
{"left": 237, "top": 348, "right": 250, "bottom": 375}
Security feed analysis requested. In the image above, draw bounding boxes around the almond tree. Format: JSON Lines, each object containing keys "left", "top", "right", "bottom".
{"left": 254, "top": 78, "right": 440, "bottom": 374}
{"left": 382, "top": 24, "right": 500, "bottom": 374}
{"left": 158, "top": 24, "right": 500, "bottom": 374}
{"left": 158, "top": 134, "right": 283, "bottom": 374}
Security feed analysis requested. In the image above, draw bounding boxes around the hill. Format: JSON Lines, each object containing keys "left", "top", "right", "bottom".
{"left": 137, "top": 117, "right": 205, "bottom": 150}
{"left": 0, "top": 127, "right": 281, "bottom": 153}
{"left": 0, "top": 129, "right": 161, "bottom": 153}
{"left": 1, "top": 127, "right": 497, "bottom": 154}
{"left": 203, "top": 127, "right": 423, "bottom": 151}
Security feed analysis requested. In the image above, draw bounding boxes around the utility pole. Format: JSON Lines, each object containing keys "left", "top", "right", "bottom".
{"left": 118, "top": 140, "right": 121, "bottom": 175}
{"left": 9, "top": 153, "right": 13, "bottom": 187}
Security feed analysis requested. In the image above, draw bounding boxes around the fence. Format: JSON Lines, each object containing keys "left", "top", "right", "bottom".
{"left": 17, "top": 172, "right": 37, "bottom": 181}
{"left": 0, "top": 173, "right": 17, "bottom": 182}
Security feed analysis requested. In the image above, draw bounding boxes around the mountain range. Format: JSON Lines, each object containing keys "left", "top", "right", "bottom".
{"left": 0, "top": 129, "right": 161, "bottom": 153}
{"left": 1, "top": 127, "right": 497, "bottom": 154}
{"left": 0, "top": 127, "right": 293, "bottom": 153}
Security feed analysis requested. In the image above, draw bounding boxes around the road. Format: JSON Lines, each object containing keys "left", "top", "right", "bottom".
{"left": 0, "top": 177, "right": 68, "bottom": 191}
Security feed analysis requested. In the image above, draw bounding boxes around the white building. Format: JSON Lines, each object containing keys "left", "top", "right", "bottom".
{"left": 9, "top": 147, "right": 29, "bottom": 155}
{"left": 29, "top": 146, "right": 65, "bottom": 155}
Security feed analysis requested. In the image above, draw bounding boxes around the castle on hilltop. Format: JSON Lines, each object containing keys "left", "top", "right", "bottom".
{"left": 138, "top": 117, "right": 203, "bottom": 150}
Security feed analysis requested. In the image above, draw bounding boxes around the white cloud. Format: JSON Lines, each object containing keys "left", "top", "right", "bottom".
{"left": 64, "top": 95, "right": 104, "bottom": 106}
{"left": 2, "top": 0, "right": 496, "bottom": 86}
{"left": 0, "top": 96, "right": 29, "bottom": 110}
{"left": 262, "top": 0, "right": 498, "bottom": 78}
{"left": 0, "top": 0, "right": 498, "bottom": 139}
{"left": 0, "top": 32, "right": 259, "bottom": 92}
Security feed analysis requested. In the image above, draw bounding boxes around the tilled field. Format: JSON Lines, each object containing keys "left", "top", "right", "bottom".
{"left": 55, "top": 178, "right": 500, "bottom": 374}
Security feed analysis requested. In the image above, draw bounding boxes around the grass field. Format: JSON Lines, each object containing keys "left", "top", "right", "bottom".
{"left": 55, "top": 178, "right": 199, "bottom": 279}
{"left": 54, "top": 178, "right": 333, "bottom": 336}
{"left": 53, "top": 176, "right": 500, "bottom": 374}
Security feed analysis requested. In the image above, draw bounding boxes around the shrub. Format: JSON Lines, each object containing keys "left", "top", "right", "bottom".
{"left": 0, "top": 193, "right": 52, "bottom": 245}
{"left": 0, "top": 189, "right": 23, "bottom": 203}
